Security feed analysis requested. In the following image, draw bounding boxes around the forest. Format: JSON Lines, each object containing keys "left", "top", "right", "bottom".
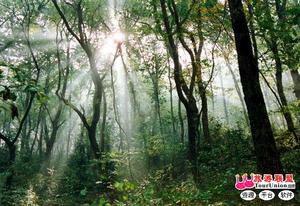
{"left": 0, "top": 0, "right": 299, "bottom": 205}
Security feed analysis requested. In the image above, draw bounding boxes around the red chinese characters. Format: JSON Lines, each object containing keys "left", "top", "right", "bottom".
{"left": 274, "top": 174, "right": 283, "bottom": 182}
{"left": 263, "top": 174, "right": 272, "bottom": 183}
{"left": 253, "top": 174, "right": 262, "bottom": 183}
{"left": 285, "top": 174, "right": 294, "bottom": 183}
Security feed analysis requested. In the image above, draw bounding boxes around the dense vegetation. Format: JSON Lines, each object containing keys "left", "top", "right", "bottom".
{"left": 0, "top": 0, "right": 299, "bottom": 205}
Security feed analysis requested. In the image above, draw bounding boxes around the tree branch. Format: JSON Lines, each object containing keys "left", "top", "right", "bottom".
{"left": 51, "top": 0, "right": 82, "bottom": 44}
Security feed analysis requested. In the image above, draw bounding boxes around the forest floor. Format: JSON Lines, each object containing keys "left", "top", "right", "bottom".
{"left": 2, "top": 157, "right": 299, "bottom": 206}
{"left": 1, "top": 131, "right": 300, "bottom": 206}
{"left": 18, "top": 173, "right": 300, "bottom": 206}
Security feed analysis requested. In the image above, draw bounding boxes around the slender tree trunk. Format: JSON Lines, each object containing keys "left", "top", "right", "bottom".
{"left": 168, "top": 65, "right": 176, "bottom": 137}
{"left": 210, "top": 83, "right": 215, "bottom": 115}
{"left": 225, "top": 58, "right": 249, "bottom": 126}
{"left": 220, "top": 73, "right": 229, "bottom": 125}
{"left": 45, "top": 84, "right": 66, "bottom": 159}
{"left": 200, "top": 88, "right": 210, "bottom": 142}
{"left": 262, "top": 81, "right": 285, "bottom": 129}
{"left": 228, "top": 0, "right": 283, "bottom": 173}
{"left": 39, "top": 121, "right": 43, "bottom": 158}
{"left": 20, "top": 94, "right": 30, "bottom": 156}
{"left": 66, "top": 96, "right": 72, "bottom": 158}
{"left": 262, "top": 82, "right": 272, "bottom": 119}
{"left": 30, "top": 107, "right": 42, "bottom": 156}
{"left": 100, "top": 89, "right": 107, "bottom": 153}
{"left": 178, "top": 101, "right": 184, "bottom": 143}
{"left": 118, "top": 128, "right": 124, "bottom": 152}
{"left": 66, "top": 127, "right": 71, "bottom": 158}
{"left": 196, "top": 63, "right": 210, "bottom": 143}
{"left": 272, "top": 45, "right": 298, "bottom": 139}
{"left": 154, "top": 78, "right": 163, "bottom": 135}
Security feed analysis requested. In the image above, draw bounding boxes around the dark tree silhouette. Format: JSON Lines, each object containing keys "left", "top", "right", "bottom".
{"left": 228, "top": 0, "right": 283, "bottom": 173}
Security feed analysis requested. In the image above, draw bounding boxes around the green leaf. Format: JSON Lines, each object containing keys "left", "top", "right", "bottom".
{"left": 80, "top": 188, "right": 87, "bottom": 196}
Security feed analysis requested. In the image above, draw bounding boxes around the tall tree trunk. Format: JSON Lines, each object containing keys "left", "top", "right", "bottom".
{"left": 228, "top": 0, "right": 283, "bottom": 173}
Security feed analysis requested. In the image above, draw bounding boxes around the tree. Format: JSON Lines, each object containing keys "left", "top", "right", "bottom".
{"left": 44, "top": 32, "right": 71, "bottom": 159}
{"left": 166, "top": 0, "right": 211, "bottom": 142}
{"left": 228, "top": 0, "right": 283, "bottom": 173}
{"left": 159, "top": 0, "right": 201, "bottom": 181}
{"left": 0, "top": 0, "right": 44, "bottom": 186}
{"left": 51, "top": 0, "right": 106, "bottom": 159}
{"left": 253, "top": 0, "right": 298, "bottom": 140}
{"left": 274, "top": 0, "right": 300, "bottom": 100}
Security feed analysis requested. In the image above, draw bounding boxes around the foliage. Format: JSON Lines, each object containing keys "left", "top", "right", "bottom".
{"left": 0, "top": 0, "right": 299, "bottom": 205}
{"left": 57, "top": 140, "right": 98, "bottom": 196}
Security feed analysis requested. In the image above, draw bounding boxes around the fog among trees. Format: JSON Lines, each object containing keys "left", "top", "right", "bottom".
{"left": 0, "top": 0, "right": 299, "bottom": 205}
